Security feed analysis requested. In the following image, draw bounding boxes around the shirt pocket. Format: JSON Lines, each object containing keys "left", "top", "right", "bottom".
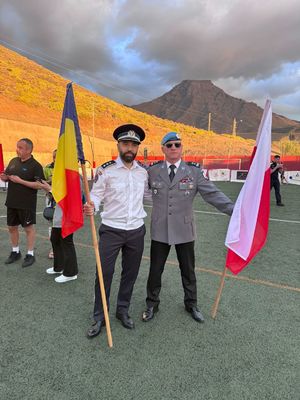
{"left": 108, "top": 181, "right": 127, "bottom": 200}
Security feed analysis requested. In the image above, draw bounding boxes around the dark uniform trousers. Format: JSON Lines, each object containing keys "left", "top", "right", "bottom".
{"left": 93, "top": 223, "right": 146, "bottom": 322}
{"left": 270, "top": 178, "right": 282, "bottom": 204}
{"left": 50, "top": 228, "right": 78, "bottom": 277}
{"left": 146, "top": 240, "right": 197, "bottom": 309}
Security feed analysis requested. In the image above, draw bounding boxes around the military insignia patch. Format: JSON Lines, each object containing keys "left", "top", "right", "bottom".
{"left": 94, "top": 169, "right": 103, "bottom": 183}
{"left": 101, "top": 160, "right": 116, "bottom": 169}
{"left": 187, "top": 162, "right": 201, "bottom": 168}
{"left": 149, "top": 160, "right": 163, "bottom": 167}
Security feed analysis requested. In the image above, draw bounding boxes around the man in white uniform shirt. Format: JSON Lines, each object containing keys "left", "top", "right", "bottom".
{"left": 84, "top": 124, "right": 150, "bottom": 338}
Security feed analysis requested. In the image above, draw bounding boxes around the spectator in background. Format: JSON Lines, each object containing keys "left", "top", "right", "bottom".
{"left": 44, "top": 150, "right": 57, "bottom": 184}
{"left": 0, "top": 138, "right": 45, "bottom": 267}
{"left": 38, "top": 178, "right": 80, "bottom": 283}
{"left": 270, "top": 155, "right": 285, "bottom": 206}
{"left": 43, "top": 150, "right": 57, "bottom": 259}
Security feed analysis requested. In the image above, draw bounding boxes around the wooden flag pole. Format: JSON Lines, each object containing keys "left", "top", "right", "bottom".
{"left": 81, "top": 163, "right": 113, "bottom": 348}
{"left": 211, "top": 264, "right": 227, "bottom": 319}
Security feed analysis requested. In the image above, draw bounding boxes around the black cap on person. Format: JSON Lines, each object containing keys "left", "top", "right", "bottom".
{"left": 113, "top": 124, "right": 145, "bottom": 144}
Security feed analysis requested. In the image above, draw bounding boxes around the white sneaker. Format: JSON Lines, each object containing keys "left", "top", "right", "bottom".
{"left": 46, "top": 267, "right": 63, "bottom": 275}
{"left": 55, "top": 274, "right": 77, "bottom": 283}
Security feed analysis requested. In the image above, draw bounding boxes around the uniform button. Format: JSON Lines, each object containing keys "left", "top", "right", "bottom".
{"left": 169, "top": 212, "right": 172, "bottom": 215}
{"left": 169, "top": 196, "right": 172, "bottom": 199}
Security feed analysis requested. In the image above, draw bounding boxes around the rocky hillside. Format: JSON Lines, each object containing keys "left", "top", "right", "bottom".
{"left": 132, "top": 80, "right": 300, "bottom": 139}
{"left": 0, "top": 46, "right": 263, "bottom": 166}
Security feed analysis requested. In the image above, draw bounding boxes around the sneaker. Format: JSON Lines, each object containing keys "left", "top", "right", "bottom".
{"left": 55, "top": 274, "right": 77, "bottom": 283}
{"left": 46, "top": 267, "right": 63, "bottom": 275}
{"left": 48, "top": 251, "right": 54, "bottom": 259}
{"left": 22, "top": 254, "right": 36, "bottom": 268}
{"left": 5, "top": 251, "right": 22, "bottom": 264}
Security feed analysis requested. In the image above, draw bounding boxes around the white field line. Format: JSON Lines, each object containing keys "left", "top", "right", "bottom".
{"left": 0, "top": 208, "right": 299, "bottom": 224}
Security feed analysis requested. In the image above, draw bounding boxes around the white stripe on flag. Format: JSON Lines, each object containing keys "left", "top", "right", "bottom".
{"left": 225, "top": 99, "right": 272, "bottom": 260}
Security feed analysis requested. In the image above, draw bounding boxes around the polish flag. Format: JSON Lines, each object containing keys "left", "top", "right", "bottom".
{"left": 225, "top": 99, "right": 272, "bottom": 275}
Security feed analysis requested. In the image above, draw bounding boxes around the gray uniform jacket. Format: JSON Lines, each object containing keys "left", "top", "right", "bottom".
{"left": 149, "top": 160, "right": 234, "bottom": 245}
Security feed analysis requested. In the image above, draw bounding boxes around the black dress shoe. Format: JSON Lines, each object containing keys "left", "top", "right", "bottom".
{"left": 5, "top": 251, "right": 22, "bottom": 264}
{"left": 22, "top": 254, "right": 35, "bottom": 268}
{"left": 277, "top": 203, "right": 285, "bottom": 206}
{"left": 87, "top": 320, "right": 105, "bottom": 338}
{"left": 142, "top": 306, "right": 159, "bottom": 322}
{"left": 116, "top": 312, "right": 134, "bottom": 329}
{"left": 185, "top": 306, "right": 205, "bottom": 323}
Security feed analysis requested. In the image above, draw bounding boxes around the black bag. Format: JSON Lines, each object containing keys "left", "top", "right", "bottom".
{"left": 43, "top": 193, "right": 56, "bottom": 221}
{"left": 43, "top": 206, "right": 55, "bottom": 221}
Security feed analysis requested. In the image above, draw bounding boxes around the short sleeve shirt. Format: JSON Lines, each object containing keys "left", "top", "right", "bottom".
{"left": 5, "top": 156, "right": 45, "bottom": 210}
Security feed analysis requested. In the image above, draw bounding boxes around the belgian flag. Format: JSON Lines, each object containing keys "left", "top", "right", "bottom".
{"left": 52, "top": 83, "right": 84, "bottom": 238}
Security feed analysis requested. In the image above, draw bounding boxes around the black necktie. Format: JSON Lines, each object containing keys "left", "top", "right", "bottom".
{"left": 169, "top": 165, "right": 176, "bottom": 182}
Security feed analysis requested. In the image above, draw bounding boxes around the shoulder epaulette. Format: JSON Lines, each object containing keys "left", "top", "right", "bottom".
{"left": 101, "top": 160, "right": 116, "bottom": 169}
{"left": 149, "top": 160, "right": 163, "bottom": 167}
{"left": 187, "top": 162, "right": 201, "bottom": 168}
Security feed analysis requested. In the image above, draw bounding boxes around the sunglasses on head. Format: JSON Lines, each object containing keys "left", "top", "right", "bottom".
{"left": 165, "top": 142, "right": 181, "bottom": 148}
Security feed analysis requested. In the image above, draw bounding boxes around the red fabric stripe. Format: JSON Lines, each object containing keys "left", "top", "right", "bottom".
{"left": 58, "top": 169, "right": 83, "bottom": 238}
{"left": 249, "top": 146, "right": 257, "bottom": 167}
{"left": 226, "top": 169, "right": 270, "bottom": 275}
{"left": 0, "top": 144, "right": 4, "bottom": 172}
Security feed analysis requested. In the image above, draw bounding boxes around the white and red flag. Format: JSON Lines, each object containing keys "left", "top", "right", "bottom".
{"left": 225, "top": 99, "right": 272, "bottom": 275}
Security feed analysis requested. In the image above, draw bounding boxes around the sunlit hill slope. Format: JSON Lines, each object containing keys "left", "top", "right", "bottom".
{"left": 0, "top": 45, "right": 258, "bottom": 166}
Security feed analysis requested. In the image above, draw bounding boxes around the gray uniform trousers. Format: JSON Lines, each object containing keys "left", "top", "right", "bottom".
{"left": 147, "top": 240, "right": 197, "bottom": 309}
{"left": 93, "top": 223, "right": 146, "bottom": 321}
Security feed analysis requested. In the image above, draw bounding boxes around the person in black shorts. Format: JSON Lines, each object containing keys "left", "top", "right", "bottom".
{"left": 270, "top": 155, "right": 284, "bottom": 206}
{"left": 0, "top": 138, "right": 45, "bottom": 267}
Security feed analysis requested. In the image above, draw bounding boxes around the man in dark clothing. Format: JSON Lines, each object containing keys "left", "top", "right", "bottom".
{"left": 270, "top": 155, "right": 284, "bottom": 206}
{"left": 0, "top": 138, "right": 45, "bottom": 267}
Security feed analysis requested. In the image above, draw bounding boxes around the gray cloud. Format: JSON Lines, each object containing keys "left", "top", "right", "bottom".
{"left": 0, "top": 0, "right": 300, "bottom": 119}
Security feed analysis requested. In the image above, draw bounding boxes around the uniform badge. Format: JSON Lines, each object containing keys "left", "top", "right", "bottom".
{"left": 94, "top": 169, "right": 102, "bottom": 183}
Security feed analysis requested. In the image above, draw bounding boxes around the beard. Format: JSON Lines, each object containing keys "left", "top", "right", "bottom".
{"left": 120, "top": 151, "right": 136, "bottom": 163}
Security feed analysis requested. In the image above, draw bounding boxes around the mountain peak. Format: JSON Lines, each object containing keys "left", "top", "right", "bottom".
{"left": 132, "top": 80, "right": 299, "bottom": 136}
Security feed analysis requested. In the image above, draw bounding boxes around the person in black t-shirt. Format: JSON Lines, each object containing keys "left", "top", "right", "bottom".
{"left": 270, "top": 155, "right": 284, "bottom": 206}
{"left": 0, "top": 138, "right": 45, "bottom": 267}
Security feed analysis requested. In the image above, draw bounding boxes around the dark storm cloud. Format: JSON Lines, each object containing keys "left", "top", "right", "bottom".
{"left": 0, "top": 0, "right": 115, "bottom": 73}
{"left": 115, "top": 0, "right": 300, "bottom": 82}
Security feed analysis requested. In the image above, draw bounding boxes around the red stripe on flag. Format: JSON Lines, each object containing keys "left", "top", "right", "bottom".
{"left": 58, "top": 169, "right": 83, "bottom": 238}
{"left": 0, "top": 144, "right": 4, "bottom": 172}
{"left": 226, "top": 168, "right": 270, "bottom": 275}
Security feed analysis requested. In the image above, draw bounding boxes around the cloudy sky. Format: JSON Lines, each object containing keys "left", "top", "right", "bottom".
{"left": 1, "top": 0, "right": 300, "bottom": 120}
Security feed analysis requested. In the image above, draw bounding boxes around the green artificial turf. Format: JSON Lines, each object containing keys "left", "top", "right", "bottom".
{"left": 0, "top": 182, "right": 299, "bottom": 400}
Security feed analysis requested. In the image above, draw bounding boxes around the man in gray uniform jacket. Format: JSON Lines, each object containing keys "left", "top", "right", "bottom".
{"left": 142, "top": 131, "right": 234, "bottom": 323}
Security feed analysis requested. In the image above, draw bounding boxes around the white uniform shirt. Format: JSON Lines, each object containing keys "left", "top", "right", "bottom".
{"left": 91, "top": 157, "right": 150, "bottom": 230}
{"left": 166, "top": 159, "right": 181, "bottom": 176}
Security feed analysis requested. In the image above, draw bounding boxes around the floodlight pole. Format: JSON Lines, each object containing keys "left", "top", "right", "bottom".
{"left": 81, "top": 161, "right": 113, "bottom": 348}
